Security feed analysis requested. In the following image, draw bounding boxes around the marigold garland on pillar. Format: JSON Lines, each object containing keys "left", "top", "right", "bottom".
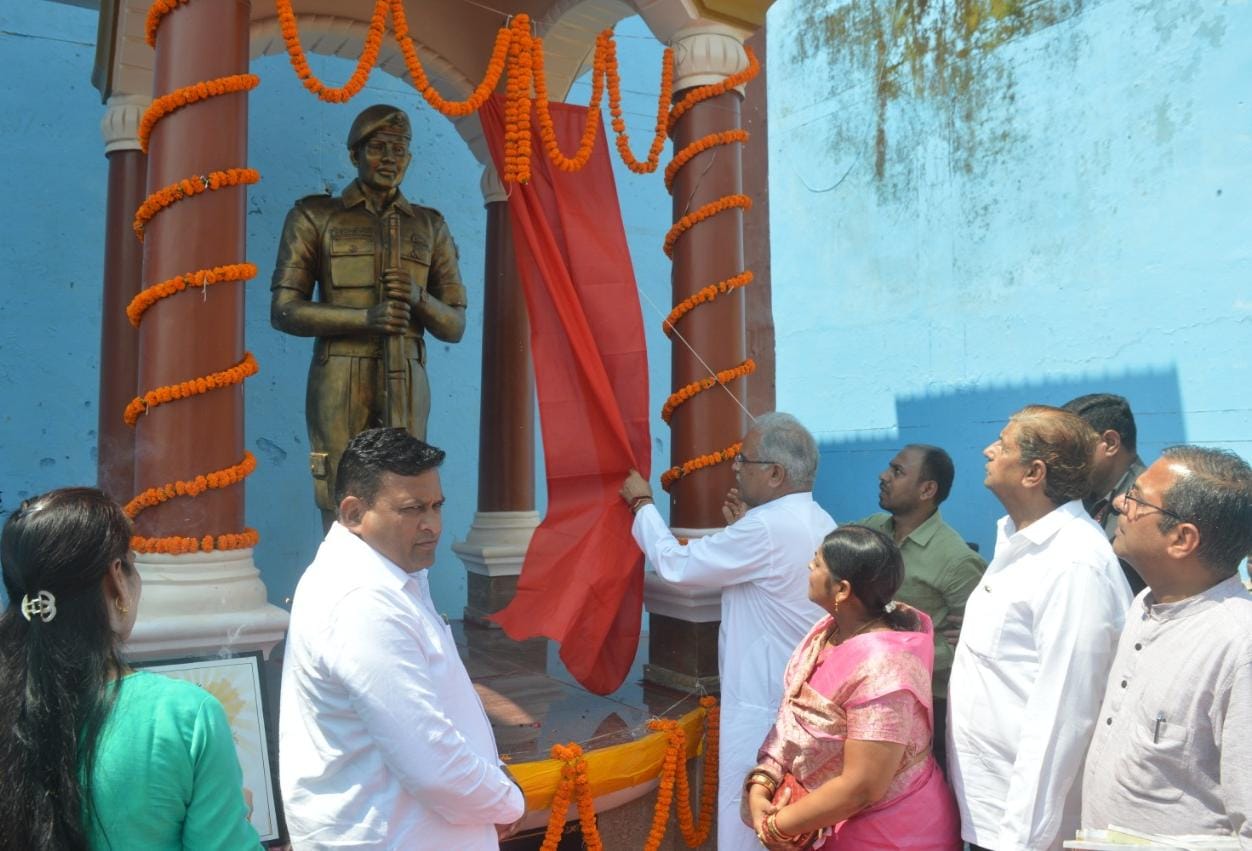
{"left": 133, "top": 0, "right": 262, "bottom": 555}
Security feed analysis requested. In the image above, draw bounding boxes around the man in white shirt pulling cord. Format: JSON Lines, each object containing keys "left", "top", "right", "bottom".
{"left": 279, "top": 427, "right": 525, "bottom": 849}
{"left": 948, "top": 405, "right": 1132, "bottom": 851}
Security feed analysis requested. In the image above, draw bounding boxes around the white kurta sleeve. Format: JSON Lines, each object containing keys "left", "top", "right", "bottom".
{"left": 997, "top": 562, "right": 1127, "bottom": 849}
{"left": 631, "top": 502, "right": 776, "bottom": 589}
{"left": 328, "top": 588, "right": 525, "bottom": 827}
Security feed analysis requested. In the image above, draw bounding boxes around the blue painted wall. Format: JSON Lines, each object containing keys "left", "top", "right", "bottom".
{"left": 0, "top": 3, "right": 674, "bottom": 615}
{"left": 766, "top": 0, "right": 1252, "bottom": 555}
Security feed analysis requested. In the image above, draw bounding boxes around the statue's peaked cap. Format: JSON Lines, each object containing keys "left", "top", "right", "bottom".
{"left": 347, "top": 105, "right": 412, "bottom": 149}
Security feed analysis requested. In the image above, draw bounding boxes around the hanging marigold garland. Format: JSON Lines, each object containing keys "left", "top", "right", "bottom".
{"left": 133, "top": 168, "right": 261, "bottom": 241}
{"left": 275, "top": 0, "right": 388, "bottom": 103}
{"left": 127, "top": 263, "right": 258, "bottom": 327}
{"left": 530, "top": 29, "right": 606, "bottom": 173}
{"left": 390, "top": 0, "right": 512, "bottom": 117}
{"left": 133, "top": 0, "right": 261, "bottom": 556}
{"left": 607, "top": 36, "right": 674, "bottom": 174}
{"left": 139, "top": 74, "right": 260, "bottom": 153}
{"left": 538, "top": 743, "right": 604, "bottom": 851}
{"left": 644, "top": 696, "right": 720, "bottom": 850}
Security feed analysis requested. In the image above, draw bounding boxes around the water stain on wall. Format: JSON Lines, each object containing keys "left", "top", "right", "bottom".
{"left": 785, "top": 0, "right": 1094, "bottom": 186}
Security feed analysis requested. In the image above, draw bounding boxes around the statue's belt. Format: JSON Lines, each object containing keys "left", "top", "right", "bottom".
{"left": 315, "top": 335, "right": 425, "bottom": 364}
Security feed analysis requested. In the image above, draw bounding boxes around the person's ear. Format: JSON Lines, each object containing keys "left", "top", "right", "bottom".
{"left": 1021, "top": 459, "right": 1047, "bottom": 490}
{"left": 339, "top": 495, "right": 366, "bottom": 530}
{"left": 1164, "top": 522, "right": 1201, "bottom": 560}
{"left": 919, "top": 480, "right": 938, "bottom": 502}
{"left": 1100, "top": 429, "right": 1122, "bottom": 457}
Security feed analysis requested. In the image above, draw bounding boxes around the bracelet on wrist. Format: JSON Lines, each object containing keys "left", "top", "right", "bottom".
{"left": 743, "top": 769, "right": 779, "bottom": 797}
{"left": 629, "top": 495, "right": 653, "bottom": 514}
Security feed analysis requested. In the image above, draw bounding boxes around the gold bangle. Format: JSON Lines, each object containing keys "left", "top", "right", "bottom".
{"left": 629, "top": 495, "right": 653, "bottom": 514}
{"left": 765, "top": 811, "right": 813, "bottom": 846}
{"left": 743, "top": 769, "right": 778, "bottom": 796}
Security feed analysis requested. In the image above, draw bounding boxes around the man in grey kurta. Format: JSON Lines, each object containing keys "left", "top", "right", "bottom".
{"left": 1082, "top": 446, "right": 1252, "bottom": 843}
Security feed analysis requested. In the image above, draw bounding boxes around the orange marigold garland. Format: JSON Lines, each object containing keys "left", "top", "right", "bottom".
{"left": 661, "top": 441, "right": 741, "bottom": 492}
{"left": 661, "top": 359, "right": 755, "bottom": 424}
{"left": 530, "top": 31, "right": 606, "bottom": 173}
{"left": 668, "top": 46, "right": 761, "bottom": 131}
{"left": 123, "top": 352, "right": 259, "bottom": 426}
{"left": 127, "top": 263, "right": 257, "bottom": 327}
{"left": 391, "top": 0, "right": 512, "bottom": 117}
{"left": 662, "top": 271, "right": 753, "bottom": 338}
{"left": 607, "top": 37, "right": 673, "bottom": 175}
{"left": 145, "top": 0, "right": 190, "bottom": 47}
{"left": 665, "top": 129, "right": 749, "bottom": 191}
{"left": 681, "top": 696, "right": 720, "bottom": 848}
{"left": 139, "top": 74, "right": 260, "bottom": 153}
{"left": 663, "top": 194, "right": 752, "bottom": 258}
{"left": 133, "top": 168, "right": 260, "bottom": 241}
{"left": 539, "top": 743, "right": 604, "bottom": 851}
{"left": 124, "top": 452, "right": 258, "bottom": 520}
{"left": 502, "top": 16, "right": 534, "bottom": 185}
{"left": 276, "top": 0, "right": 387, "bottom": 103}
{"left": 132, "top": 527, "right": 260, "bottom": 555}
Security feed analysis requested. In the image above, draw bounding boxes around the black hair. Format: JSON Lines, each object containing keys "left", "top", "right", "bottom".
{"left": 906, "top": 444, "right": 955, "bottom": 504}
{"left": 819, "top": 525, "right": 917, "bottom": 631}
{"left": 334, "top": 427, "right": 447, "bottom": 508}
{"left": 1157, "top": 446, "right": 1252, "bottom": 576}
{"left": 0, "top": 487, "right": 133, "bottom": 850}
{"left": 1062, "top": 393, "right": 1138, "bottom": 452}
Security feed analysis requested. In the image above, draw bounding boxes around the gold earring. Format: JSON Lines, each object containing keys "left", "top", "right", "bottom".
{"left": 114, "top": 598, "right": 129, "bottom": 615}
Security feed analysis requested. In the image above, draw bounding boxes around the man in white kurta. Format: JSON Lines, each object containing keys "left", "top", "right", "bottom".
{"left": 621, "top": 413, "right": 834, "bottom": 851}
{"left": 948, "top": 407, "right": 1131, "bottom": 851}
{"left": 280, "top": 428, "right": 524, "bottom": 849}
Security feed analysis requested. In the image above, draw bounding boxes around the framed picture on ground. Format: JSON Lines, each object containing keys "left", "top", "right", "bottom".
{"left": 137, "top": 652, "right": 280, "bottom": 842}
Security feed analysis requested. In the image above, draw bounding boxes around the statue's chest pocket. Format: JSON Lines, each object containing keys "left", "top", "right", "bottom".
{"left": 328, "top": 233, "right": 377, "bottom": 289}
{"left": 402, "top": 236, "right": 433, "bottom": 288}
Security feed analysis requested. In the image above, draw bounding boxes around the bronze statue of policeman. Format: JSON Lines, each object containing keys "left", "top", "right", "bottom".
{"left": 271, "top": 104, "right": 467, "bottom": 526}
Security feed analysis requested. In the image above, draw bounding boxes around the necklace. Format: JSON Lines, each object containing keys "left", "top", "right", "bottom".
{"left": 830, "top": 616, "right": 884, "bottom": 646}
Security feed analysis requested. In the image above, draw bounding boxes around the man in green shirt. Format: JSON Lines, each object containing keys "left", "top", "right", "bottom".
{"left": 856, "top": 444, "right": 985, "bottom": 768}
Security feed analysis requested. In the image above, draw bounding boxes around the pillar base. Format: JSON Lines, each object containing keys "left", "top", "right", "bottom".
{"left": 452, "top": 510, "right": 541, "bottom": 625}
{"left": 124, "top": 548, "right": 289, "bottom": 660}
{"left": 642, "top": 533, "right": 723, "bottom": 692}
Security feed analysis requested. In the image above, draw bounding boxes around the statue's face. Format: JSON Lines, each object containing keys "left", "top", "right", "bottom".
{"left": 351, "top": 129, "right": 412, "bottom": 191}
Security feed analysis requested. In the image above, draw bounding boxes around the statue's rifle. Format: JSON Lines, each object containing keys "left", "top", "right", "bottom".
{"left": 382, "top": 209, "right": 409, "bottom": 428}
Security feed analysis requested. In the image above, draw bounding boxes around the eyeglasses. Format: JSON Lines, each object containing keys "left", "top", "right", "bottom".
{"left": 1117, "top": 485, "right": 1188, "bottom": 523}
{"left": 733, "top": 453, "right": 777, "bottom": 466}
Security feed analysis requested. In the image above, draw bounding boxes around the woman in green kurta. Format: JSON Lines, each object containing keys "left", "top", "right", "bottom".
{"left": 0, "top": 487, "right": 260, "bottom": 850}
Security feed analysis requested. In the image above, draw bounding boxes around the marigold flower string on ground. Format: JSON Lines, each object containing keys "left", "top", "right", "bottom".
{"left": 662, "top": 359, "right": 755, "bottom": 424}
{"left": 124, "top": 452, "right": 258, "bottom": 520}
{"left": 133, "top": 168, "right": 260, "bottom": 241}
{"left": 127, "top": 263, "right": 257, "bottom": 327}
{"left": 275, "top": 0, "right": 387, "bottom": 102}
{"left": 124, "top": 352, "right": 259, "bottom": 426}
{"left": 145, "top": 0, "right": 190, "bottom": 47}
{"left": 662, "top": 271, "right": 753, "bottom": 338}
{"left": 132, "top": 527, "right": 260, "bottom": 555}
{"left": 139, "top": 74, "right": 260, "bottom": 153}
{"left": 661, "top": 441, "right": 742, "bottom": 491}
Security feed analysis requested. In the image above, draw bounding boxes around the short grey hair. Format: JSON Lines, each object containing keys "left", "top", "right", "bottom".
{"left": 1158, "top": 445, "right": 1252, "bottom": 577}
{"left": 753, "top": 412, "right": 819, "bottom": 489}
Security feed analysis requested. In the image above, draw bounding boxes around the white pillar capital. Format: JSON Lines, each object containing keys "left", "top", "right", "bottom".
{"left": 481, "top": 165, "right": 508, "bottom": 205}
{"left": 101, "top": 94, "right": 151, "bottom": 155}
{"left": 670, "top": 24, "right": 750, "bottom": 94}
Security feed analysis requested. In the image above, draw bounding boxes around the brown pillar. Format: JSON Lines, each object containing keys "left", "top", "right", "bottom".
{"left": 97, "top": 95, "right": 149, "bottom": 504}
{"left": 477, "top": 200, "right": 535, "bottom": 512}
{"left": 646, "top": 25, "right": 752, "bottom": 691}
{"left": 454, "top": 166, "right": 541, "bottom": 631}
{"left": 135, "top": 0, "right": 250, "bottom": 539}
{"left": 742, "top": 28, "right": 775, "bottom": 415}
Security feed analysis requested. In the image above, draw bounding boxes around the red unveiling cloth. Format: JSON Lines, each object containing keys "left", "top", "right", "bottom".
{"left": 481, "top": 96, "right": 652, "bottom": 695}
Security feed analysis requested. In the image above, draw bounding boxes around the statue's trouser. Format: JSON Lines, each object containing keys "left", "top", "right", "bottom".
{"left": 306, "top": 335, "right": 430, "bottom": 516}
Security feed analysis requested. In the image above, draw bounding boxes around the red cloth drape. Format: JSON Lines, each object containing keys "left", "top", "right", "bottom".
{"left": 482, "top": 97, "right": 652, "bottom": 695}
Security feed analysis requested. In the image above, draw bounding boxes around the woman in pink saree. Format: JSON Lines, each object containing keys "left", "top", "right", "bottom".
{"left": 743, "top": 525, "right": 961, "bottom": 849}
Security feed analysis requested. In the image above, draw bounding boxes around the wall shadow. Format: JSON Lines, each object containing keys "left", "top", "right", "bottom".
{"left": 812, "top": 368, "right": 1186, "bottom": 556}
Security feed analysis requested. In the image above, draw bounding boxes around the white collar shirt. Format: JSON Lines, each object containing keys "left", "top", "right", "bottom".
{"left": 279, "top": 524, "right": 523, "bottom": 849}
{"left": 632, "top": 492, "right": 834, "bottom": 851}
{"left": 947, "top": 500, "right": 1132, "bottom": 851}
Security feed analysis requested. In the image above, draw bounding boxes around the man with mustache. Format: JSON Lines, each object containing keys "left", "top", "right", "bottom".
{"left": 856, "top": 443, "right": 984, "bottom": 768}
{"left": 280, "top": 428, "right": 524, "bottom": 849}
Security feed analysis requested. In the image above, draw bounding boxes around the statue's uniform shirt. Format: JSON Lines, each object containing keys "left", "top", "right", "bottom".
{"left": 947, "top": 500, "right": 1131, "bottom": 851}
{"left": 631, "top": 494, "right": 834, "bottom": 851}
{"left": 271, "top": 180, "right": 467, "bottom": 509}
{"left": 857, "top": 509, "right": 985, "bottom": 700}
{"left": 1082, "top": 576, "right": 1252, "bottom": 843}
{"left": 279, "top": 523, "right": 523, "bottom": 849}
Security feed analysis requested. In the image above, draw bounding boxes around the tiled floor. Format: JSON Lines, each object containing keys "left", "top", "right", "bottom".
{"left": 454, "top": 621, "right": 702, "bottom": 762}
